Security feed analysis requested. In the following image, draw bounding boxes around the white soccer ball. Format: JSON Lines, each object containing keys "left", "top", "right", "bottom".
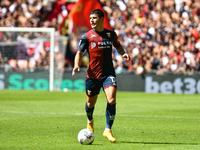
{"left": 78, "top": 129, "right": 94, "bottom": 145}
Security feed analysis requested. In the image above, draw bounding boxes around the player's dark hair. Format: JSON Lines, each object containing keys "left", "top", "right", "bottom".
{"left": 90, "top": 9, "right": 104, "bottom": 18}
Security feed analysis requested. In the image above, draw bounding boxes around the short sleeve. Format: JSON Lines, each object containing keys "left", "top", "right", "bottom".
{"left": 78, "top": 33, "right": 88, "bottom": 52}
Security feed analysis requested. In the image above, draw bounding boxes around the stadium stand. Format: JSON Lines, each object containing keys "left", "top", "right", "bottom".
{"left": 0, "top": 0, "right": 200, "bottom": 75}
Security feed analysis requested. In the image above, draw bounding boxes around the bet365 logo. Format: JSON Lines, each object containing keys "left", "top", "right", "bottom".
{"left": 145, "top": 76, "right": 200, "bottom": 94}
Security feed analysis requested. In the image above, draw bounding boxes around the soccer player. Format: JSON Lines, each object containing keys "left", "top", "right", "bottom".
{"left": 72, "top": 9, "right": 130, "bottom": 143}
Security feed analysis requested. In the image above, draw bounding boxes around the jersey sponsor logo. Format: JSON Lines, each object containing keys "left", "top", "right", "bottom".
{"left": 98, "top": 41, "right": 113, "bottom": 45}
{"left": 97, "top": 41, "right": 113, "bottom": 48}
{"left": 90, "top": 41, "right": 113, "bottom": 49}
{"left": 91, "top": 41, "right": 113, "bottom": 49}
{"left": 91, "top": 42, "right": 96, "bottom": 49}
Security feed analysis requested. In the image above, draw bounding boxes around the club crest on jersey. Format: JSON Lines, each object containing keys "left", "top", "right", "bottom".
{"left": 91, "top": 42, "right": 96, "bottom": 49}
{"left": 107, "top": 32, "right": 111, "bottom": 38}
{"left": 87, "top": 90, "right": 91, "bottom": 96}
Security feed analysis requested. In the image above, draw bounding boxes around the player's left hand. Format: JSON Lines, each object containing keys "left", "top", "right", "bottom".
{"left": 122, "top": 53, "right": 130, "bottom": 61}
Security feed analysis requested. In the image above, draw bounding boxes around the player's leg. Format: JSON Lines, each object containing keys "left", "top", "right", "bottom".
{"left": 85, "top": 77, "right": 101, "bottom": 133}
{"left": 102, "top": 76, "right": 117, "bottom": 142}
{"left": 86, "top": 95, "right": 98, "bottom": 132}
{"left": 103, "top": 86, "right": 117, "bottom": 142}
{"left": 104, "top": 86, "right": 116, "bottom": 129}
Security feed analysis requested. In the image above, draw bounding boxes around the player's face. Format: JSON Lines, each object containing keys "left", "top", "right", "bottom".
{"left": 90, "top": 14, "right": 103, "bottom": 30}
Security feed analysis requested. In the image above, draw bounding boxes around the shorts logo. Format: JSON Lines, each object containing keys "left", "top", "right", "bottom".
{"left": 91, "top": 42, "right": 96, "bottom": 49}
{"left": 87, "top": 90, "right": 91, "bottom": 96}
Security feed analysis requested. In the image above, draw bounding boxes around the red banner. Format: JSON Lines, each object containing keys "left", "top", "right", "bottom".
{"left": 68, "top": 0, "right": 112, "bottom": 30}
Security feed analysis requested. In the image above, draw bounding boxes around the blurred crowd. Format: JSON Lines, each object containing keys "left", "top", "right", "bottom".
{"left": 0, "top": 0, "right": 200, "bottom": 75}
{"left": 0, "top": 0, "right": 62, "bottom": 72}
{"left": 0, "top": 0, "right": 56, "bottom": 28}
{"left": 100, "top": 0, "right": 200, "bottom": 75}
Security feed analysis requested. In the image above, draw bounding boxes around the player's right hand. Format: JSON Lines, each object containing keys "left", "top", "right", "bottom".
{"left": 72, "top": 66, "right": 80, "bottom": 76}
{"left": 122, "top": 53, "right": 130, "bottom": 61}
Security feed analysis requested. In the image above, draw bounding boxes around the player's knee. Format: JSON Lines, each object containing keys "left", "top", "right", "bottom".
{"left": 108, "top": 98, "right": 116, "bottom": 104}
{"left": 87, "top": 101, "right": 95, "bottom": 108}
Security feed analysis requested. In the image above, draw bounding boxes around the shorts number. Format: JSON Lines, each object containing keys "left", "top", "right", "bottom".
{"left": 110, "top": 77, "right": 116, "bottom": 85}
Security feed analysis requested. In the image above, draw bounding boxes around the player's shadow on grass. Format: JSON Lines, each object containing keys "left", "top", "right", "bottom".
{"left": 119, "top": 141, "right": 199, "bottom": 145}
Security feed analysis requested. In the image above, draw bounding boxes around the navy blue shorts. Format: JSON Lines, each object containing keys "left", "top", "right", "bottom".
{"left": 85, "top": 75, "right": 117, "bottom": 97}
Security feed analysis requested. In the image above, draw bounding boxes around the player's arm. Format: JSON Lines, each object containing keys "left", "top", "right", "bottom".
{"left": 115, "top": 45, "right": 130, "bottom": 61}
{"left": 72, "top": 50, "right": 83, "bottom": 76}
{"left": 72, "top": 33, "right": 88, "bottom": 76}
{"left": 114, "top": 35, "right": 130, "bottom": 61}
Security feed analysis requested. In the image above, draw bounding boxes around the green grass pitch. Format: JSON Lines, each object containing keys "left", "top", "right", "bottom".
{"left": 0, "top": 90, "right": 200, "bottom": 150}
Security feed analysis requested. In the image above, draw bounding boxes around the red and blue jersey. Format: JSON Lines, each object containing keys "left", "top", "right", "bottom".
{"left": 78, "top": 28, "right": 120, "bottom": 79}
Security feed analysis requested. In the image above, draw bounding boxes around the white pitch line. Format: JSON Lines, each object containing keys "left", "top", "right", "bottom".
{"left": 0, "top": 111, "right": 200, "bottom": 119}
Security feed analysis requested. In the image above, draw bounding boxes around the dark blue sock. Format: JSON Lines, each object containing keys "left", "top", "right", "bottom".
{"left": 105, "top": 103, "right": 116, "bottom": 129}
{"left": 85, "top": 102, "right": 94, "bottom": 121}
